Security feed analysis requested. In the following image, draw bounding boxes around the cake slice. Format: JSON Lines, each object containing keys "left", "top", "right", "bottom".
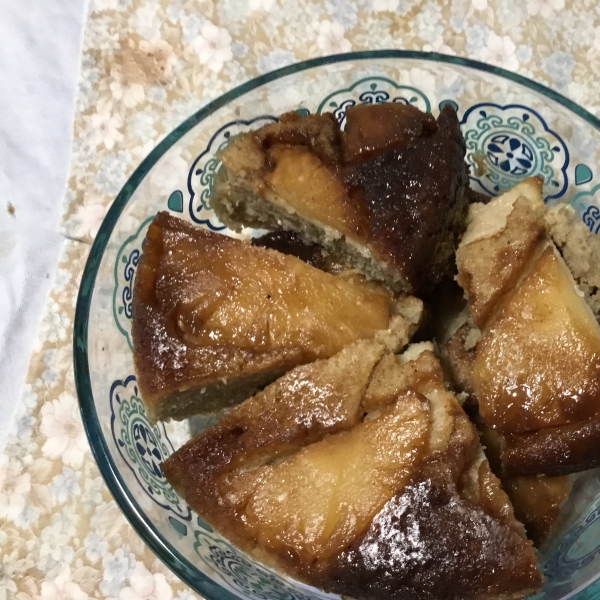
{"left": 211, "top": 104, "right": 469, "bottom": 293}
{"left": 131, "top": 212, "right": 421, "bottom": 424}
{"left": 443, "top": 322, "right": 574, "bottom": 547}
{"left": 455, "top": 178, "right": 600, "bottom": 476}
{"left": 162, "top": 342, "right": 542, "bottom": 600}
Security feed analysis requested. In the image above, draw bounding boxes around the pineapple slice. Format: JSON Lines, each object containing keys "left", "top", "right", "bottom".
{"left": 162, "top": 342, "right": 541, "bottom": 599}
{"left": 474, "top": 245, "right": 600, "bottom": 433}
{"left": 132, "top": 212, "right": 414, "bottom": 423}
{"left": 156, "top": 215, "right": 392, "bottom": 357}
{"left": 236, "top": 393, "right": 430, "bottom": 563}
{"left": 264, "top": 145, "right": 367, "bottom": 241}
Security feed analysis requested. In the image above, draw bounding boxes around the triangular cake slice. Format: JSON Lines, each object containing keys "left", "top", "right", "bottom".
{"left": 162, "top": 341, "right": 542, "bottom": 600}
{"left": 132, "top": 212, "right": 421, "bottom": 423}
{"left": 443, "top": 321, "right": 573, "bottom": 547}
{"left": 456, "top": 178, "right": 600, "bottom": 476}
{"left": 211, "top": 104, "right": 469, "bottom": 293}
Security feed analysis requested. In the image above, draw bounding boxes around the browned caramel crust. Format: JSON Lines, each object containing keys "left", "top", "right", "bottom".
{"left": 215, "top": 105, "right": 468, "bottom": 293}
{"left": 342, "top": 105, "right": 469, "bottom": 290}
{"left": 343, "top": 103, "right": 437, "bottom": 163}
{"left": 163, "top": 347, "right": 541, "bottom": 600}
{"left": 501, "top": 416, "right": 600, "bottom": 476}
{"left": 161, "top": 339, "right": 388, "bottom": 552}
{"left": 319, "top": 416, "right": 541, "bottom": 600}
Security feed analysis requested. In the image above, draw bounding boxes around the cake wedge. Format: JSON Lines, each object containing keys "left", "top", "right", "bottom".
{"left": 211, "top": 104, "right": 469, "bottom": 293}
{"left": 131, "top": 212, "right": 421, "bottom": 424}
{"left": 455, "top": 178, "right": 600, "bottom": 476}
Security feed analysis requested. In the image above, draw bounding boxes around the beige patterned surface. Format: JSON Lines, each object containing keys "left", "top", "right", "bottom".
{"left": 4, "top": 0, "right": 600, "bottom": 597}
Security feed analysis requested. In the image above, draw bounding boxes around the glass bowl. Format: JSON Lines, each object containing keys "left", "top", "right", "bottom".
{"left": 74, "top": 50, "right": 600, "bottom": 600}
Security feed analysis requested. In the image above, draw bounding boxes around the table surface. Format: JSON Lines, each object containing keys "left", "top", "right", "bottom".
{"left": 5, "top": 0, "right": 600, "bottom": 598}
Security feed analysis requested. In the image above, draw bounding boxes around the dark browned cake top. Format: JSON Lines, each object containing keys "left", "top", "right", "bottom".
{"left": 343, "top": 103, "right": 437, "bottom": 163}
{"left": 322, "top": 463, "right": 541, "bottom": 600}
{"left": 343, "top": 105, "right": 468, "bottom": 290}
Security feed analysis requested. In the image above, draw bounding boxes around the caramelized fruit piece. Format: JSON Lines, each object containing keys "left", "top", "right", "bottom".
{"left": 155, "top": 217, "right": 392, "bottom": 357}
{"left": 264, "top": 145, "right": 367, "bottom": 240}
{"left": 474, "top": 245, "right": 600, "bottom": 433}
{"left": 456, "top": 177, "right": 545, "bottom": 329}
{"left": 163, "top": 344, "right": 542, "bottom": 600}
{"left": 238, "top": 393, "right": 430, "bottom": 563}
{"left": 214, "top": 105, "right": 468, "bottom": 294}
{"left": 132, "top": 213, "right": 409, "bottom": 423}
{"left": 503, "top": 474, "right": 572, "bottom": 546}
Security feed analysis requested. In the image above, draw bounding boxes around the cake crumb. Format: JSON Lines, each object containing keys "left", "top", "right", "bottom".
{"left": 7, "top": 202, "right": 15, "bottom": 216}
{"left": 546, "top": 204, "right": 600, "bottom": 318}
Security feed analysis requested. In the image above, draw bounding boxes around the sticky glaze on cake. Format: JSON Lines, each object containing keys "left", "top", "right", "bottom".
{"left": 455, "top": 178, "right": 600, "bottom": 477}
{"left": 131, "top": 212, "right": 422, "bottom": 424}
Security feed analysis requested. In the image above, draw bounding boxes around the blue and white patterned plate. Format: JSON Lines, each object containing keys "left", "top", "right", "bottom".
{"left": 75, "top": 51, "right": 600, "bottom": 600}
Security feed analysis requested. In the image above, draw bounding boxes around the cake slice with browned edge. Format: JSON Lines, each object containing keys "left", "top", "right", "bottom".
{"left": 443, "top": 319, "right": 574, "bottom": 547}
{"left": 211, "top": 104, "right": 469, "bottom": 294}
{"left": 132, "top": 212, "right": 422, "bottom": 424}
{"left": 455, "top": 178, "right": 600, "bottom": 477}
{"left": 162, "top": 341, "right": 541, "bottom": 600}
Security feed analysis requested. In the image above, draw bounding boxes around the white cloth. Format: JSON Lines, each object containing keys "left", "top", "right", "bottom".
{"left": 0, "top": 0, "right": 89, "bottom": 452}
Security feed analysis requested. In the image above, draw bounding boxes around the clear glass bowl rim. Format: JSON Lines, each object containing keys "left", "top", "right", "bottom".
{"left": 73, "top": 49, "right": 600, "bottom": 600}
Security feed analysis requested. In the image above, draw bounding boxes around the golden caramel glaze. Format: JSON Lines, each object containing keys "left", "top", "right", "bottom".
{"left": 236, "top": 394, "right": 430, "bottom": 563}
{"left": 474, "top": 246, "right": 600, "bottom": 434}
{"left": 132, "top": 212, "right": 400, "bottom": 421}
{"left": 456, "top": 189, "right": 546, "bottom": 330}
{"left": 264, "top": 144, "right": 369, "bottom": 241}
{"left": 477, "top": 420, "right": 573, "bottom": 545}
{"left": 503, "top": 475, "right": 572, "bottom": 546}
{"left": 220, "top": 111, "right": 343, "bottom": 184}
{"left": 443, "top": 331, "right": 573, "bottom": 546}
{"left": 161, "top": 337, "right": 395, "bottom": 551}
{"left": 343, "top": 103, "right": 436, "bottom": 163}
{"left": 342, "top": 105, "right": 469, "bottom": 290}
{"left": 319, "top": 414, "right": 541, "bottom": 600}
{"left": 163, "top": 346, "right": 541, "bottom": 600}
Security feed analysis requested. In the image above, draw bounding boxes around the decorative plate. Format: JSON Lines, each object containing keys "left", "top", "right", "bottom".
{"left": 75, "top": 51, "right": 600, "bottom": 600}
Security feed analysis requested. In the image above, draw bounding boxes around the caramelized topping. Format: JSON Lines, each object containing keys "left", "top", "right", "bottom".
{"left": 323, "top": 466, "right": 541, "bottom": 600}
{"left": 342, "top": 105, "right": 468, "bottom": 290}
{"left": 343, "top": 103, "right": 437, "bottom": 163}
{"left": 474, "top": 246, "right": 600, "bottom": 433}
{"left": 503, "top": 474, "right": 572, "bottom": 546}
{"left": 264, "top": 145, "right": 368, "bottom": 240}
{"left": 151, "top": 214, "right": 393, "bottom": 358}
{"left": 235, "top": 393, "right": 430, "bottom": 563}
